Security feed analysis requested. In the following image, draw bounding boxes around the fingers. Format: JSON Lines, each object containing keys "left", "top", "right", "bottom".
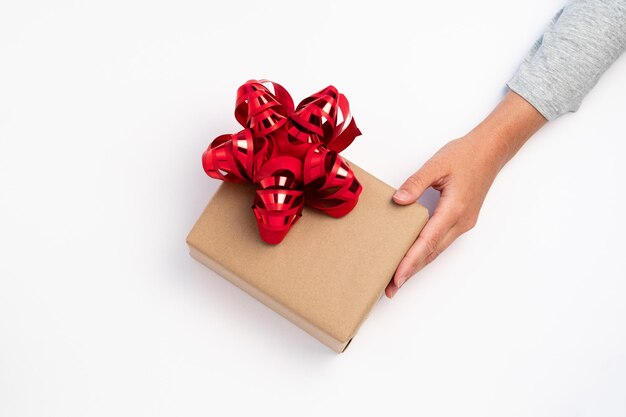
{"left": 385, "top": 225, "right": 460, "bottom": 298}
{"left": 385, "top": 195, "right": 460, "bottom": 298}
{"left": 392, "top": 162, "right": 440, "bottom": 205}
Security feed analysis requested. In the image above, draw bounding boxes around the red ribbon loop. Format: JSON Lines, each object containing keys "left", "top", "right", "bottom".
{"left": 203, "top": 79, "right": 362, "bottom": 244}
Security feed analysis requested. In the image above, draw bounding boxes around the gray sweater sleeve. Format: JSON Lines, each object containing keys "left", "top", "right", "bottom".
{"left": 507, "top": 0, "right": 626, "bottom": 120}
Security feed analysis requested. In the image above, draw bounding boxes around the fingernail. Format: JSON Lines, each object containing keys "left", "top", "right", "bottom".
{"left": 388, "top": 285, "right": 399, "bottom": 298}
{"left": 393, "top": 189, "right": 410, "bottom": 201}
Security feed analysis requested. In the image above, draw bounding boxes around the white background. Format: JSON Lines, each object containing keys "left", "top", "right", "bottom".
{"left": 1, "top": 1, "right": 625, "bottom": 416}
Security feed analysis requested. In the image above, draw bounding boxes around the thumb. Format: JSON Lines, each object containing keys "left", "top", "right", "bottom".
{"left": 393, "top": 163, "right": 438, "bottom": 205}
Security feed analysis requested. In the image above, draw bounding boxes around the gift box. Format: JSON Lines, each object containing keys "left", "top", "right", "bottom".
{"left": 186, "top": 80, "right": 428, "bottom": 352}
{"left": 186, "top": 161, "right": 428, "bottom": 352}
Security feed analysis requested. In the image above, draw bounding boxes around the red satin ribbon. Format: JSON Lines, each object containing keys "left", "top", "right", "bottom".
{"left": 203, "top": 80, "right": 362, "bottom": 244}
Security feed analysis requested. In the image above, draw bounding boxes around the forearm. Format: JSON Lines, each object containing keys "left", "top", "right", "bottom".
{"left": 508, "top": 0, "right": 626, "bottom": 120}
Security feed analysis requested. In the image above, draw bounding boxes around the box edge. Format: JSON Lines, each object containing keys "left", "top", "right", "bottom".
{"left": 187, "top": 244, "right": 349, "bottom": 353}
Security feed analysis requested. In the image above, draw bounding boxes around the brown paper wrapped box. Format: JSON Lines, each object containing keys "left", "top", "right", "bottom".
{"left": 186, "top": 161, "right": 428, "bottom": 352}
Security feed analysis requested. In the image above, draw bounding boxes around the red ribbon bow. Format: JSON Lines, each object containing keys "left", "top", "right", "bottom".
{"left": 202, "top": 79, "right": 362, "bottom": 244}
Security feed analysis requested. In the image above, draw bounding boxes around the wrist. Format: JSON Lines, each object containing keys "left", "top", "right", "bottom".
{"left": 466, "top": 90, "right": 547, "bottom": 170}
{"left": 462, "top": 130, "right": 511, "bottom": 178}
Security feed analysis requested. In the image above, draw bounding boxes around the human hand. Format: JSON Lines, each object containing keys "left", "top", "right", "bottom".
{"left": 385, "top": 91, "right": 547, "bottom": 298}
{"left": 385, "top": 135, "right": 502, "bottom": 298}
